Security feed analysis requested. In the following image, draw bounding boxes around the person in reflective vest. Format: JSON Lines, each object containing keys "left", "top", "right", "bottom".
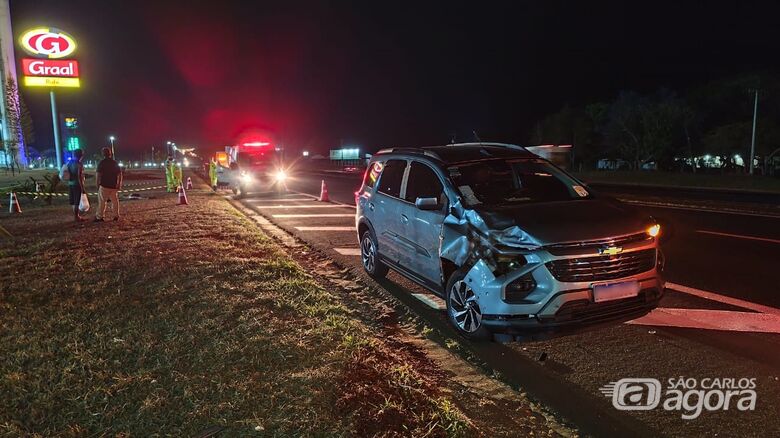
{"left": 165, "top": 157, "right": 175, "bottom": 192}
{"left": 209, "top": 158, "right": 218, "bottom": 191}
{"left": 173, "top": 162, "right": 183, "bottom": 190}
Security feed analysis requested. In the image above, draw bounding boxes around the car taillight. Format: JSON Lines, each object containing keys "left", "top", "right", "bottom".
{"left": 504, "top": 272, "right": 536, "bottom": 304}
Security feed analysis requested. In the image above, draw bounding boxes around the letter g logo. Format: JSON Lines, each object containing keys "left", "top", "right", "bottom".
{"left": 600, "top": 378, "right": 662, "bottom": 410}
{"left": 20, "top": 28, "right": 77, "bottom": 59}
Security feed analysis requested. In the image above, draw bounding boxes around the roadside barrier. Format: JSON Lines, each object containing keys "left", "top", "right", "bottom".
{"left": 8, "top": 192, "right": 21, "bottom": 213}
{"left": 178, "top": 185, "right": 189, "bottom": 205}
{"left": 319, "top": 180, "right": 330, "bottom": 202}
{"left": 10, "top": 185, "right": 166, "bottom": 197}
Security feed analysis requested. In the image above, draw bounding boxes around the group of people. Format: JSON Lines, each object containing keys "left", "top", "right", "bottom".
{"left": 164, "top": 158, "right": 184, "bottom": 193}
{"left": 66, "top": 147, "right": 123, "bottom": 222}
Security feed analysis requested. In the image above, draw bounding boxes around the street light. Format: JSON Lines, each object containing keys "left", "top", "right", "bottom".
{"left": 109, "top": 136, "right": 116, "bottom": 157}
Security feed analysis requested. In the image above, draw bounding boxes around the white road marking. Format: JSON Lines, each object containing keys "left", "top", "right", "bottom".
{"left": 259, "top": 204, "right": 354, "bottom": 209}
{"left": 273, "top": 213, "right": 355, "bottom": 218}
{"left": 246, "top": 197, "right": 312, "bottom": 203}
{"left": 695, "top": 230, "right": 780, "bottom": 245}
{"left": 618, "top": 199, "right": 780, "bottom": 219}
{"left": 665, "top": 282, "right": 780, "bottom": 316}
{"left": 628, "top": 308, "right": 780, "bottom": 334}
{"left": 295, "top": 226, "right": 355, "bottom": 231}
{"left": 412, "top": 293, "right": 446, "bottom": 310}
{"left": 289, "top": 190, "right": 358, "bottom": 208}
{"left": 334, "top": 248, "right": 362, "bottom": 256}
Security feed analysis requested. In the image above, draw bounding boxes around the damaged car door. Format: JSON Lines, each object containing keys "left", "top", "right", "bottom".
{"left": 373, "top": 159, "right": 408, "bottom": 265}
{"left": 400, "top": 161, "right": 448, "bottom": 286}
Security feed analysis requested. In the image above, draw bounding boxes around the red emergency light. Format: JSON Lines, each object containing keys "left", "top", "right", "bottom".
{"left": 242, "top": 141, "right": 270, "bottom": 147}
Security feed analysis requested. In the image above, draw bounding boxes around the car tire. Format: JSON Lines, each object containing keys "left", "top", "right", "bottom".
{"left": 445, "top": 269, "right": 491, "bottom": 341}
{"left": 360, "top": 229, "right": 389, "bottom": 279}
{"left": 236, "top": 185, "right": 246, "bottom": 199}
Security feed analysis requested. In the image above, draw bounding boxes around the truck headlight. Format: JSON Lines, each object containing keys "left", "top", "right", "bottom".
{"left": 241, "top": 173, "right": 253, "bottom": 183}
{"left": 275, "top": 170, "right": 287, "bottom": 182}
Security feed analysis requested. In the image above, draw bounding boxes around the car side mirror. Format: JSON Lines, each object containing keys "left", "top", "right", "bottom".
{"left": 415, "top": 197, "right": 440, "bottom": 211}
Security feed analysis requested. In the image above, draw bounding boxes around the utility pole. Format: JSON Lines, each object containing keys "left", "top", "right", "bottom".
{"left": 749, "top": 89, "right": 759, "bottom": 175}
{"left": 50, "top": 90, "right": 62, "bottom": 168}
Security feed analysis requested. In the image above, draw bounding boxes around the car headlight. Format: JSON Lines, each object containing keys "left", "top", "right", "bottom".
{"left": 647, "top": 223, "right": 661, "bottom": 238}
{"left": 275, "top": 170, "right": 287, "bottom": 182}
{"left": 241, "top": 173, "right": 253, "bottom": 183}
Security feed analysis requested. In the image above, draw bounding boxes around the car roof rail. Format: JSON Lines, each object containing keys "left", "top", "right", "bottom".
{"left": 375, "top": 147, "right": 442, "bottom": 160}
{"left": 443, "top": 142, "right": 531, "bottom": 153}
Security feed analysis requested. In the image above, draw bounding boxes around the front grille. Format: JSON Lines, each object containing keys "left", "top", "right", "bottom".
{"left": 546, "top": 232, "right": 652, "bottom": 256}
{"left": 546, "top": 248, "right": 656, "bottom": 282}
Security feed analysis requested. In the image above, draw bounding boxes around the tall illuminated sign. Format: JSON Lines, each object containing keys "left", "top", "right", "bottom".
{"left": 19, "top": 26, "right": 80, "bottom": 167}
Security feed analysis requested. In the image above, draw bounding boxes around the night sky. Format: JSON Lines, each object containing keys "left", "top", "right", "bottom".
{"left": 10, "top": 0, "right": 780, "bottom": 157}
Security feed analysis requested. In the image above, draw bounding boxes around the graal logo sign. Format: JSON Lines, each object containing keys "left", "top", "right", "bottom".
{"left": 600, "top": 377, "right": 757, "bottom": 420}
{"left": 20, "top": 28, "right": 77, "bottom": 59}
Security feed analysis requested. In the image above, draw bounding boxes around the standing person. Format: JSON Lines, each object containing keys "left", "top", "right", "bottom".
{"left": 67, "top": 149, "right": 88, "bottom": 222}
{"left": 165, "top": 157, "right": 175, "bottom": 192}
{"left": 173, "top": 162, "right": 183, "bottom": 190}
{"left": 95, "top": 147, "right": 123, "bottom": 222}
{"left": 208, "top": 158, "right": 218, "bottom": 191}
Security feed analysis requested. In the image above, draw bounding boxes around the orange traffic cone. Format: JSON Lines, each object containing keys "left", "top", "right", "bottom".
{"left": 186, "top": 177, "right": 193, "bottom": 190}
{"left": 318, "top": 180, "right": 329, "bottom": 202}
{"left": 178, "top": 185, "right": 189, "bottom": 205}
{"left": 9, "top": 192, "right": 21, "bottom": 213}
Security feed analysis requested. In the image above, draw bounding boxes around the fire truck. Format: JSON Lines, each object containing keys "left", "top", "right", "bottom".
{"left": 217, "top": 141, "right": 288, "bottom": 197}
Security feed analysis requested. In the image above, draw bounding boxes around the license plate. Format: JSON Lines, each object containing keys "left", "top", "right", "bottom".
{"left": 592, "top": 281, "right": 640, "bottom": 303}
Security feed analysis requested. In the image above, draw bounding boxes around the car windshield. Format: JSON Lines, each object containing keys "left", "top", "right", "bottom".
{"left": 447, "top": 159, "right": 590, "bottom": 207}
{"left": 237, "top": 150, "right": 274, "bottom": 166}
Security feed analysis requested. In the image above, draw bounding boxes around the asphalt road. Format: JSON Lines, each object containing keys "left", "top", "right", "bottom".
{"left": 237, "top": 170, "right": 780, "bottom": 436}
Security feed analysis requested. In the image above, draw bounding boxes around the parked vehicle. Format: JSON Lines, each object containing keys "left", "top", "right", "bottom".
{"left": 355, "top": 143, "right": 664, "bottom": 340}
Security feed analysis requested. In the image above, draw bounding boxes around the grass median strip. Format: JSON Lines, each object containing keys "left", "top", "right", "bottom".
{"left": 0, "top": 190, "right": 473, "bottom": 436}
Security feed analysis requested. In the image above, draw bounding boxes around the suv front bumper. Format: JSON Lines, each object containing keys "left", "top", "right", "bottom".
{"left": 463, "top": 245, "right": 664, "bottom": 336}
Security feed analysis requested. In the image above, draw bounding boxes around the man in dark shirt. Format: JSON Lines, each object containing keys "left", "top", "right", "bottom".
{"left": 95, "top": 147, "right": 123, "bottom": 222}
{"left": 68, "top": 149, "right": 87, "bottom": 222}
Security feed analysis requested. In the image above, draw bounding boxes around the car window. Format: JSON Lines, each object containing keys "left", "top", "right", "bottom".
{"left": 363, "top": 161, "right": 383, "bottom": 189}
{"left": 448, "top": 159, "right": 590, "bottom": 207}
{"left": 405, "top": 162, "right": 444, "bottom": 204}
{"left": 376, "top": 159, "right": 406, "bottom": 198}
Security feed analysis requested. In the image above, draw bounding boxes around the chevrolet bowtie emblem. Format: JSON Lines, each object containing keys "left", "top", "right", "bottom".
{"left": 599, "top": 246, "right": 623, "bottom": 256}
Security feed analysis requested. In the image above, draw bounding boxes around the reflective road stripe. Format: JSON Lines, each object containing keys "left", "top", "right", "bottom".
{"left": 273, "top": 213, "right": 354, "bottom": 218}
{"left": 334, "top": 248, "right": 362, "bottom": 256}
{"left": 295, "top": 226, "right": 355, "bottom": 231}
{"left": 695, "top": 230, "right": 780, "bottom": 245}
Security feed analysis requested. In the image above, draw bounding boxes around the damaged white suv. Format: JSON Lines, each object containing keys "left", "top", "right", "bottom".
{"left": 356, "top": 143, "right": 664, "bottom": 340}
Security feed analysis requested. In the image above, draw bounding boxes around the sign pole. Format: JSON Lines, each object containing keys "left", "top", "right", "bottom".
{"left": 50, "top": 89, "right": 62, "bottom": 168}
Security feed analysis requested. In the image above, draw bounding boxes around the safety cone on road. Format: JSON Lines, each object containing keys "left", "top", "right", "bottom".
{"left": 318, "top": 180, "right": 329, "bottom": 202}
{"left": 9, "top": 192, "right": 21, "bottom": 213}
{"left": 186, "top": 177, "right": 193, "bottom": 190}
{"left": 178, "top": 185, "right": 189, "bottom": 205}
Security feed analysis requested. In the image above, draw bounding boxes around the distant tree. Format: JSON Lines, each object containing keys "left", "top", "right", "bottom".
{"left": 19, "top": 93, "right": 35, "bottom": 149}
{"left": 530, "top": 104, "right": 602, "bottom": 168}
{"left": 598, "top": 89, "right": 688, "bottom": 170}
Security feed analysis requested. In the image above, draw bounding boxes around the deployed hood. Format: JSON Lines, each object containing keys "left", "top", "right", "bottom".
{"left": 473, "top": 198, "right": 647, "bottom": 245}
